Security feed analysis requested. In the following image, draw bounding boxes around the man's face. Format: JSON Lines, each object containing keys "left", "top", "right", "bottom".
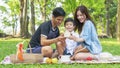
{"left": 53, "top": 16, "right": 64, "bottom": 26}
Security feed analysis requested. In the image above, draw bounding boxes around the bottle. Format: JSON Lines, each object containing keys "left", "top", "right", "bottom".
{"left": 16, "top": 43, "right": 24, "bottom": 61}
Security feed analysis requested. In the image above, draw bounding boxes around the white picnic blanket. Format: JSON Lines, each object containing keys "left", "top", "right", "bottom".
{"left": 1, "top": 52, "right": 120, "bottom": 64}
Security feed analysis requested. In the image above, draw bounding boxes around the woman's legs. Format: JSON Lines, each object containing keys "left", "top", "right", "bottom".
{"left": 71, "top": 45, "right": 89, "bottom": 60}
{"left": 74, "top": 53, "right": 98, "bottom": 60}
{"left": 74, "top": 45, "right": 89, "bottom": 54}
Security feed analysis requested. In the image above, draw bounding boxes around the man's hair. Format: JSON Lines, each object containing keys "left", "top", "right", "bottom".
{"left": 52, "top": 7, "right": 66, "bottom": 17}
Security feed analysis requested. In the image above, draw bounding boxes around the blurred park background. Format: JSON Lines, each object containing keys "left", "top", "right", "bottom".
{"left": 0, "top": 0, "right": 120, "bottom": 41}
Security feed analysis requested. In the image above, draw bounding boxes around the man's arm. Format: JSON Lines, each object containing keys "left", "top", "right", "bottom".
{"left": 41, "top": 35, "right": 65, "bottom": 46}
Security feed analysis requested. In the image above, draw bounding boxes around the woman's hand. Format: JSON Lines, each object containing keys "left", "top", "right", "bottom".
{"left": 68, "top": 35, "right": 85, "bottom": 42}
{"left": 68, "top": 35, "right": 79, "bottom": 42}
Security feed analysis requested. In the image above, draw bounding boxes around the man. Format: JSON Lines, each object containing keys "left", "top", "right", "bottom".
{"left": 27, "top": 7, "right": 66, "bottom": 58}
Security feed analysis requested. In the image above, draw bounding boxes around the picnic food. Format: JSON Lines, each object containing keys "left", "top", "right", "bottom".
{"left": 64, "top": 30, "right": 71, "bottom": 37}
{"left": 86, "top": 56, "right": 92, "bottom": 61}
{"left": 52, "top": 58, "right": 58, "bottom": 63}
{"left": 46, "top": 58, "right": 52, "bottom": 63}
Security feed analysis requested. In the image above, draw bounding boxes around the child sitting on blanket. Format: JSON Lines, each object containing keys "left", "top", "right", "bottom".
{"left": 63, "top": 18, "right": 79, "bottom": 55}
{"left": 63, "top": 18, "right": 100, "bottom": 61}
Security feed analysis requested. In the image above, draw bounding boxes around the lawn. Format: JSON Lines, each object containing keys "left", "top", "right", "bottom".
{"left": 0, "top": 38, "right": 120, "bottom": 68}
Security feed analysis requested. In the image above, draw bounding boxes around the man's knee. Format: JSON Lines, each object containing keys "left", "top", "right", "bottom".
{"left": 41, "top": 46, "right": 53, "bottom": 57}
{"left": 56, "top": 41, "right": 65, "bottom": 47}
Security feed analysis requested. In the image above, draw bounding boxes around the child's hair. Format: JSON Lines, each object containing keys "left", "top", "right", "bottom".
{"left": 64, "top": 18, "right": 75, "bottom": 26}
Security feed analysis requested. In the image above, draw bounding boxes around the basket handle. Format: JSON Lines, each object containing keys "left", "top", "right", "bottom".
{"left": 28, "top": 44, "right": 32, "bottom": 53}
{"left": 25, "top": 40, "right": 32, "bottom": 54}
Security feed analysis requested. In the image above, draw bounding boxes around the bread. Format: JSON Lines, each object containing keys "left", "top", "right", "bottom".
{"left": 64, "top": 30, "right": 71, "bottom": 37}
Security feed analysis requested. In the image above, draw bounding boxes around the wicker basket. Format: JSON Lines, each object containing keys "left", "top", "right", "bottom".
{"left": 10, "top": 53, "right": 43, "bottom": 64}
{"left": 10, "top": 43, "right": 43, "bottom": 64}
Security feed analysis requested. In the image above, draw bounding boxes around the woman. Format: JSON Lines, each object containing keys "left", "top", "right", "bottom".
{"left": 70, "top": 5, "right": 102, "bottom": 60}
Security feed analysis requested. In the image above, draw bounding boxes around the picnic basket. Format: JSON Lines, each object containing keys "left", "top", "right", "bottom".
{"left": 10, "top": 42, "right": 43, "bottom": 64}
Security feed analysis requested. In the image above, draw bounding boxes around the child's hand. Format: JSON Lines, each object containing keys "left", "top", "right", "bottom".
{"left": 64, "top": 30, "right": 71, "bottom": 38}
{"left": 68, "top": 35, "right": 78, "bottom": 41}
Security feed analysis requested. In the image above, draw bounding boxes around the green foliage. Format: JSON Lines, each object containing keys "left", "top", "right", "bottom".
{"left": 0, "top": 30, "right": 4, "bottom": 33}
{"left": 108, "top": 1, "right": 117, "bottom": 38}
{"left": 2, "top": 17, "right": 11, "bottom": 26}
{"left": 0, "top": 6, "right": 7, "bottom": 12}
{"left": 0, "top": 0, "right": 20, "bottom": 35}
{"left": 0, "top": 0, "right": 118, "bottom": 38}
{"left": 62, "top": 0, "right": 77, "bottom": 17}
{"left": 7, "top": 0, "right": 20, "bottom": 15}
{"left": 35, "top": 0, "right": 58, "bottom": 24}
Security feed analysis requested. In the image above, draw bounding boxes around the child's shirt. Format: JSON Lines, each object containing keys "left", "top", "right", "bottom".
{"left": 65, "top": 31, "right": 79, "bottom": 55}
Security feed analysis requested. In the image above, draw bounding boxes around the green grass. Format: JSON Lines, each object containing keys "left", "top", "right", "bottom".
{"left": 0, "top": 38, "right": 120, "bottom": 68}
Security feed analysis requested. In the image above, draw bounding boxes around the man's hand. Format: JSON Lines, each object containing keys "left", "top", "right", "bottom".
{"left": 57, "top": 33, "right": 66, "bottom": 42}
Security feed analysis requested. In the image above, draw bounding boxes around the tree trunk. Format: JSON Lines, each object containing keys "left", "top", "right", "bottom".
{"left": 105, "top": 0, "right": 110, "bottom": 37}
{"left": 19, "top": 0, "right": 29, "bottom": 38}
{"left": 23, "top": 0, "right": 30, "bottom": 38}
{"left": 42, "top": 0, "right": 46, "bottom": 22}
{"left": 19, "top": 0, "right": 24, "bottom": 37}
{"left": 24, "top": 16, "right": 30, "bottom": 38}
{"left": 117, "top": 0, "right": 120, "bottom": 41}
{"left": 38, "top": 0, "right": 47, "bottom": 22}
{"left": 30, "top": 0, "right": 35, "bottom": 35}
{"left": 13, "top": 14, "right": 17, "bottom": 35}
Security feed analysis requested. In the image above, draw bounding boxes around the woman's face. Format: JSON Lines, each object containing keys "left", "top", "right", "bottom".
{"left": 76, "top": 10, "right": 86, "bottom": 23}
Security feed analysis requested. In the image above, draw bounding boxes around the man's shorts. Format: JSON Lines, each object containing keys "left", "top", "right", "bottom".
{"left": 26, "top": 46, "right": 42, "bottom": 53}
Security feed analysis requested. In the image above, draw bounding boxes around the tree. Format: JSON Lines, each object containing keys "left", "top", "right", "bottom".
{"left": 30, "top": 0, "right": 35, "bottom": 35}
{"left": 0, "top": 0, "right": 20, "bottom": 35}
{"left": 109, "top": 0, "right": 117, "bottom": 38}
{"left": 105, "top": 0, "right": 111, "bottom": 37}
{"left": 23, "top": 0, "right": 30, "bottom": 38}
{"left": 19, "top": 0, "right": 30, "bottom": 38}
{"left": 104, "top": 0, "right": 117, "bottom": 38}
{"left": 117, "top": 0, "right": 120, "bottom": 41}
{"left": 37, "top": 0, "right": 47, "bottom": 22}
{"left": 19, "top": 0, "right": 24, "bottom": 37}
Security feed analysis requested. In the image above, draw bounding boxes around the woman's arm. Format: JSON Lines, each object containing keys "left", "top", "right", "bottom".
{"left": 68, "top": 35, "right": 85, "bottom": 42}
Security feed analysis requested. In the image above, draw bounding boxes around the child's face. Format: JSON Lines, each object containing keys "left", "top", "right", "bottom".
{"left": 65, "top": 21, "right": 75, "bottom": 32}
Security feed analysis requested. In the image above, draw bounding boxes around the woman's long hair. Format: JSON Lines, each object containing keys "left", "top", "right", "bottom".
{"left": 74, "top": 5, "right": 95, "bottom": 34}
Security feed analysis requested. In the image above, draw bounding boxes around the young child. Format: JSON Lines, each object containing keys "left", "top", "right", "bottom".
{"left": 63, "top": 18, "right": 79, "bottom": 55}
